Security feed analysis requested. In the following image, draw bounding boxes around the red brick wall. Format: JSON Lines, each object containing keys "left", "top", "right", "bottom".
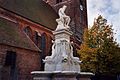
{"left": 0, "top": 44, "right": 40, "bottom": 80}
{"left": 0, "top": 7, "right": 53, "bottom": 56}
{"left": 0, "top": 6, "right": 54, "bottom": 80}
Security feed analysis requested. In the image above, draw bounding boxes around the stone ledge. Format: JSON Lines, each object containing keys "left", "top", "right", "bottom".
{"left": 31, "top": 71, "right": 94, "bottom": 80}
{"left": 53, "top": 28, "right": 73, "bottom": 36}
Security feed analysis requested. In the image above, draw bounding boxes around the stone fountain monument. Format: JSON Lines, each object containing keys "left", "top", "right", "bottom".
{"left": 31, "top": 5, "right": 93, "bottom": 80}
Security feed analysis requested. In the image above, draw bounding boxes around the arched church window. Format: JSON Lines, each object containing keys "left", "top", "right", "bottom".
{"left": 56, "top": 0, "right": 62, "bottom": 4}
{"left": 48, "top": 36, "right": 53, "bottom": 56}
{"left": 41, "top": 33, "right": 46, "bottom": 51}
{"left": 24, "top": 26, "right": 32, "bottom": 39}
{"left": 40, "top": 33, "right": 46, "bottom": 70}
{"left": 34, "top": 31, "right": 41, "bottom": 49}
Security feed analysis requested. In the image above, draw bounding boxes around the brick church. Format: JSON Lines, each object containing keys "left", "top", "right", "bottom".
{"left": 0, "top": 0, "right": 87, "bottom": 80}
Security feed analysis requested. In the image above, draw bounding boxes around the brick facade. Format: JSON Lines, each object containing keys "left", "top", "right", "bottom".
{"left": 0, "top": 3, "right": 54, "bottom": 79}
{"left": 0, "top": 7, "right": 53, "bottom": 56}
{"left": 0, "top": 44, "right": 40, "bottom": 80}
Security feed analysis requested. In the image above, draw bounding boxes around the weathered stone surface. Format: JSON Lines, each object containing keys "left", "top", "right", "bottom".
{"left": 31, "top": 71, "right": 52, "bottom": 80}
{"left": 31, "top": 71, "right": 94, "bottom": 80}
{"left": 43, "top": 5, "right": 81, "bottom": 72}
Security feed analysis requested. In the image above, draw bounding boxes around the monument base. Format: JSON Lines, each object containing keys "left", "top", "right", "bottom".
{"left": 31, "top": 71, "right": 94, "bottom": 80}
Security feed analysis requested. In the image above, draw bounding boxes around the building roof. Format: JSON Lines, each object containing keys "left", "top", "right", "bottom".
{"left": 0, "top": 17, "right": 40, "bottom": 51}
{"left": 0, "top": 0, "right": 58, "bottom": 30}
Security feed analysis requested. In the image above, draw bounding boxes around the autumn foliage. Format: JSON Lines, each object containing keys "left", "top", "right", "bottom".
{"left": 78, "top": 15, "right": 120, "bottom": 75}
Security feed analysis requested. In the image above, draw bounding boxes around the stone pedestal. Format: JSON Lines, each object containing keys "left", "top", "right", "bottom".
{"left": 53, "top": 28, "right": 72, "bottom": 43}
{"left": 43, "top": 28, "right": 81, "bottom": 72}
{"left": 31, "top": 71, "right": 94, "bottom": 80}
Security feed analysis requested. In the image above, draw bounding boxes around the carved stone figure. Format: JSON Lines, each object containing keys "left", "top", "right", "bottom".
{"left": 43, "top": 5, "right": 81, "bottom": 72}
{"left": 56, "top": 5, "right": 71, "bottom": 30}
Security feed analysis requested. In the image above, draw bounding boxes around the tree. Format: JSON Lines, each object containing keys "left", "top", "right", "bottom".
{"left": 78, "top": 15, "right": 120, "bottom": 75}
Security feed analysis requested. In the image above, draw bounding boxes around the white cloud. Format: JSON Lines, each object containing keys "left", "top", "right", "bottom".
{"left": 111, "top": 0, "right": 120, "bottom": 10}
{"left": 87, "top": 0, "right": 120, "bottom": 44}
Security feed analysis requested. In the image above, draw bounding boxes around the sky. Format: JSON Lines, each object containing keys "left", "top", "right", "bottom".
{"left": 87, "top": 0, "right": 120, "bottom": 44}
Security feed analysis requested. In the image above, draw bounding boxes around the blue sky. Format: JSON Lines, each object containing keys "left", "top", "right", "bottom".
{"left": 87, "top": 0, "right": 120, "bottom": 44}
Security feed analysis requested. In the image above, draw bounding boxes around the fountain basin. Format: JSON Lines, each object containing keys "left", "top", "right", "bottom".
{"left": 31, "top": 71, "right": 94, "bottom": 80}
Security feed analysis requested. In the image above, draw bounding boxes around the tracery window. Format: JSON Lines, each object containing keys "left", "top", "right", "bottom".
{"left": 24, "top": 26, "right": 32, "bottom": 39}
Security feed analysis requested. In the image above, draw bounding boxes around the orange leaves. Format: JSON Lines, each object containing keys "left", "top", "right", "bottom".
{"left": 78, "top": 15, "right": 120, "bottom": 74}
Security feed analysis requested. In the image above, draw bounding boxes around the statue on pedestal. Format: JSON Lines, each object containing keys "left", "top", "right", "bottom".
{"left": 56, "top": 5, "right": 71, "bottom": 30}
{"left": 43, "top": 5, "right": 81, "bottom": 72}
{"left": 31, "top": 5, "right": 94, "bottom": 80}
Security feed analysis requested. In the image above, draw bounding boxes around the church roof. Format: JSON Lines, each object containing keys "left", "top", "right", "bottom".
{"left": 0, "top": 17, "right": 40, "bottom": 51}
{"left": 0, "top": 0, "right": 58, "bottom": 30}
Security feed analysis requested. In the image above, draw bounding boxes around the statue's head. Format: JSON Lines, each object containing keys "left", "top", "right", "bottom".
{"left": 63, "top": 5, "right": 67, "bottom": 10}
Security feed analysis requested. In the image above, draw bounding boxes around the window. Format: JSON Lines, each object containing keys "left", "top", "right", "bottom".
{"left": 34, "top": 31, "right": 41, "bottom": 48}
{"left": 40, "top": 33, "right": 46, "bottom": 70}
{"left": 80, "top": 11, "right": 83, "bottom": 23}
{"left": 48, "top": 36, "right": 53, "bottom": 56}
{"left": 5, "top": 51, "right": 16, "bottom": 67}
{"left": 4, "top": 51, "right": 17, "bottom": 80}
{"left": 24, "top": 26, "right": 32, "bottom": 39}
{"left": 41, "top": 33, "right": 46, "bottom": 51}
{"left": 56, "top": 0, "right": 62, "bottom": 4}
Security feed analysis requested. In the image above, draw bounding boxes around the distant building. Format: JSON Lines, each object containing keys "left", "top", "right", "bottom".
{"left": 0, "top": 0, "right": 87, "bottom": 80}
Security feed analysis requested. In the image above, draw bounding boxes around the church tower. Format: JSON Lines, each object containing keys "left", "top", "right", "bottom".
{"left": 44, "top": 0, "right": 88, "bottom": 48}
